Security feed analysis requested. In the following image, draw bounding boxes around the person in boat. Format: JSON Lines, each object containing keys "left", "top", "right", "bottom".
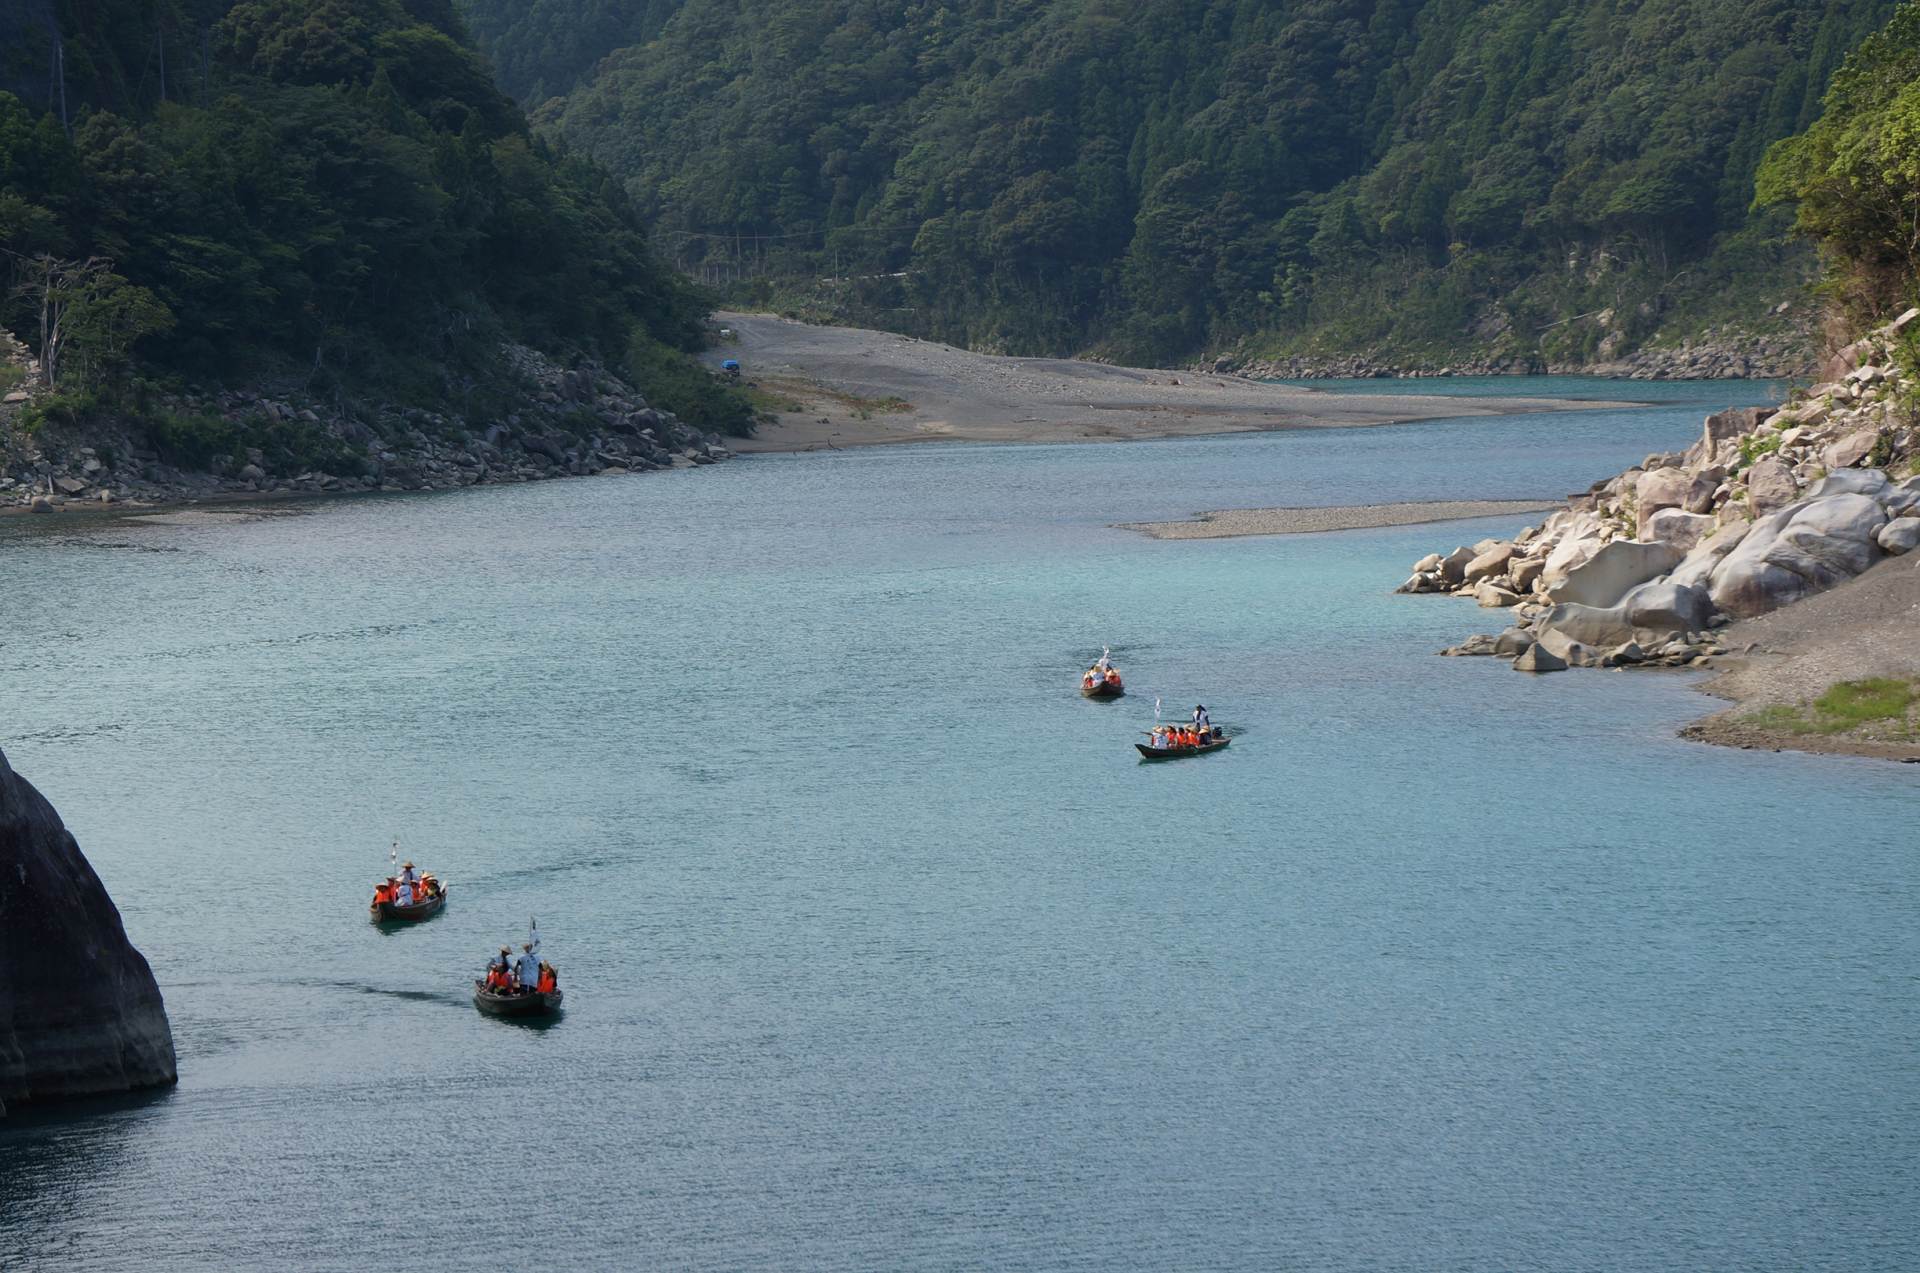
{"left": 513, "top": 940, "right": 541, "bottom": 993}
{"left": 1192, "top": 705, "right": 1210, "bottom": 731}
{"left": 536, "top": 962, "right": 558, "bottom": 995}
{"left": 394, "top": 877, "right": 417, "bottom": 907}
{"left": 373, "top": 877, "right": 396, "bottom": 907}
{"left": 484, "top": 961, "right": 512, "bottom": 993}
{"left": 487, "top": 946, "right": 511, "bottom": 983}
{"left": 399, "top": 861, "right": 420, "bottom": 890}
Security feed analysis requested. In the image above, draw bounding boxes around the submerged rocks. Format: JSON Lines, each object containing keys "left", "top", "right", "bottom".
{"left": 1512, "top": 643, "right": 1567, "bottom": 673}
{"left": 1, "top": 748, "right": 176, "bottom": 1114}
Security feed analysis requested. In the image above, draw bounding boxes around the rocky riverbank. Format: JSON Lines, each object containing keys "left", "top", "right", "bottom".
{"left": 0, "top": 335, "right": 733, "bottom": 514}
{"left": 1, "top": 747, "right": 176, "bottom": 1114}
{"left": 1393, "top": 307, "right": 1920, "bottom": 759}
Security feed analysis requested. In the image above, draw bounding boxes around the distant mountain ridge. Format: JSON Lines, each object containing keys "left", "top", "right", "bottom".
{"left": 458, "top": 0, "right": 1896, "bottom": 368}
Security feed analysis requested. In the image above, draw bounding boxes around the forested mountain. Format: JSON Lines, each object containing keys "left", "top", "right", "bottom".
{"left": 0, "top": 0, "right": 741, "bottom": 429}
{"left": 467, "top": 0, "right": 1896, "bottom": 366}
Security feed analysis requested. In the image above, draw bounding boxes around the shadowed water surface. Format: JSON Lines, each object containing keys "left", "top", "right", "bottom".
{"left": 2, "top": 381, "right": 1916, "bottom": 1270}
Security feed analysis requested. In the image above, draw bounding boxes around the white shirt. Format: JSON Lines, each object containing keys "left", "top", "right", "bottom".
{"left": 514, "top": 951, "right": 541, "bottom": 988}
{"left": 396, "top": 882, "right": 416, "bottom": 905}
{"left": 399, "top": 866, "right": 419, "bottom": 887}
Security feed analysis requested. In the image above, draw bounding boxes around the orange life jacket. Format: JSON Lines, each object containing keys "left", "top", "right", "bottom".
{"left": 374, "top": 885, "right": 392, "bottom": 904}
{"left": 537, "top": 969, "right": 556, "bottom": 993}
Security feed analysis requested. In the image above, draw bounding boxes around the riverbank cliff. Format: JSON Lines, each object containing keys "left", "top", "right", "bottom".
{"left": 1, "top": 336, "right": 732, "bottom": 515}
{"left": 1, "top": 748, "right": 176, "bottom": 1114}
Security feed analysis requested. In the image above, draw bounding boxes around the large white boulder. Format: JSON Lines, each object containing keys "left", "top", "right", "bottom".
{"left": 1744, "top": 455, "right": 1798, "bottom": 516}
{"left": 1533, "top": 580, "right": 1714, "bottom": 649}
{"left": 1644, "top": 507, "right": 1716, "bottom": 554}
{"left": 1804, "top": 468, "right": 1889, "bottom": 502}
{"left": 1634, "top": 468, "right": 1692, "bottom": 536}
{"left": 1707, "top": 493, "right": 1889, "bottom": 618}
{"left": 1824, "top": 429, "right": 1880, "bottom": 469}
{"left": 1512, "top": 643, "right": 1567, "bottom": 673}
{"left": 1878, "top": 517, "right": 1920, "bottom": 555}
{"left": 1463, "top": 543, "right": 1516, "bottom": 584}
{"left": 1544, "top": 539, "right": 1682, "bottom": 608}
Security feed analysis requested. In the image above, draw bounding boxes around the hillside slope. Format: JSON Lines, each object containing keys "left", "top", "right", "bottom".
{"left": 0, "top": 0, "right": 754, "bottom": 468}
{"left": 466, "top": 0, "right": 1893, "bottom": 367}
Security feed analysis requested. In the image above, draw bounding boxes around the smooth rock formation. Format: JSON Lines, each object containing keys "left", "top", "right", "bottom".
{"left": 1878, "top": 516, "right": 1920, "bottom": 555}
{"left": 1745, "top": 455, "right": 1798, "bottom": 515}
{"left": 1513, "top": 643, "right": 1567, "bottom": 673}
{"left": 1824, "top": 428, "right": 1880, "bottom": 469}
{"left": 1463, "top": 543, "right": 1516, "bottom": 584}
{"left": 1545, "top": 539, "right": 1682, "bottom": 607}
{"left": 1708, "top": 493, "right": 1888, "bottom": 618}
{"left": 1671, "top": 521, "right": 1751, "bottom": 588}
{"left": 0, "top": 748, "right": 176, "bottom": 1114}
{"left": 1804, "top": 469, "right": 1890, "bottom": 501}
{"left": 1634, "top": 467, "right": 1691, "bottom": 535}
{"left": 1493, "top": 627, "right": 1534, "bottom": 656}
{"left": 1644, "top": 506, "right": 1715, "bottom": 553}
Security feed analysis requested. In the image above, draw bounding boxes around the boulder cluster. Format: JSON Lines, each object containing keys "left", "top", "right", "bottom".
{"left": 1399, "top": 308, "right": 1920, "bottom": 672}
{"left": 0, "top": 341, "right": 732, "bottom": 512}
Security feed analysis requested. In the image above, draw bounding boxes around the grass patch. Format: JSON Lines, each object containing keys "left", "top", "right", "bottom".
{"left": 0, "top": 364, "right": 24, "bottom": 391}
{"left": 753, "top": 375, "right": 913, "bottom": 420}
{"left": 1742, "top": 678, "right": 1919, "bottom": 738}
{"left": 744, "top": 385, "right": 806, "bottom": 414}
{"left": 1809, "top": 678, "right": 1915, "bottom": 731}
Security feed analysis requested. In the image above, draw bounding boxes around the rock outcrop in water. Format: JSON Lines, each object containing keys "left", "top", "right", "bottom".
{"left": 1401, "top": 307, "right": 1920, "bottom": 674}
{"left": 0, "top": 748, "right": 176, "bottom": 1114}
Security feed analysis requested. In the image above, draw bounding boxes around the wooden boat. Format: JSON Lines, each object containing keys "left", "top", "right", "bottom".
{"left": 472, "top": 983, "right": 564, "bottom": 1018}
{"left": 1135, "top": 735, "right": 1231, "bottom": 760}
{"left": 1081, "top": 677, "right": 1125, "bottom": 698}
{"left": 370, "top": 886, "right": 447, "bottom": 923}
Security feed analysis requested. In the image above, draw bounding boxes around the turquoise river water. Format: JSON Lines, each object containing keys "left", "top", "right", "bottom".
{"left": 2, "top": 379, "right": 1916, "bottom": 1270}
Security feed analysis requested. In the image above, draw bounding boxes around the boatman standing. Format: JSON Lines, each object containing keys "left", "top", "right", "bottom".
{"left": 1192, "top": 704, "right": 1210, "bottom": 732}
{"left": 514, "top": 938, "right": 542, "bottom": 992}
{"left": 399, "top": 860, "right": 420, "bottom": 890}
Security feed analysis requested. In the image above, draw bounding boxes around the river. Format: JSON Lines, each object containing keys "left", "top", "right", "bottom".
{"left": 3, "top": 380, "right": 1916, "bottom": 1270}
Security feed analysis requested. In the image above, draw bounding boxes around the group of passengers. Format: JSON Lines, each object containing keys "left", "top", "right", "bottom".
{"left": 1083, "top": 648, "right": 1122, "bottom": 690}
{"left": 371, "top": 861, "right": 443, "bottom": 909}
{"left": 481, "top": 936, "right": 558, "bottom": 997}
{"left": 1148, "top": 705, "right": 1219, "bottom": 750}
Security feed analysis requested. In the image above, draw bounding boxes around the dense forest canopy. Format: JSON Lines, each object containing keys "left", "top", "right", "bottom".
{"left": 0, "top": 0, "right": 737, "bottom": 426}
{"left": 461, "top": 0, "right": 1896, "bottom": 364}
{"left": 1758, "top": 0, "right": 1920, "bottom": 323}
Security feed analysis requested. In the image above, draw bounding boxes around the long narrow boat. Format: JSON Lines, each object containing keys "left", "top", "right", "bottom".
{"left": 1135, "top": 735, "right": 1231, "bottom": 760}
{"left": 472, "top": 983, "right": 564, "bottom": 1018}
{"left": 370, "top": 887, "right": 448, "bottom": 923}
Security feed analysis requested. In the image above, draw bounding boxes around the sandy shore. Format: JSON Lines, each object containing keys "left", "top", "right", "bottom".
{"left": 711, "top": 312, "right": 1635, "bottom": 452}
{"left": 1118, "top": 500, "right": 1556, "bottom": 539}
{"left": 1682, "top": 553, "right": 1920, "bottom": 761}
